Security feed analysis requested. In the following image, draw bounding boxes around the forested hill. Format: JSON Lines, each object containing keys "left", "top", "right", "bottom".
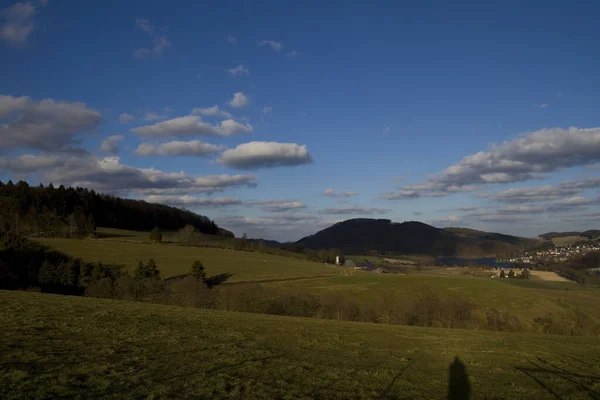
{"left": 298, "top": 218, "right": 535, "bottom": 257}
{"left": 0, "top": 181, "right": 233, "bottom": 237}
{"left": 538, "top": 230, "right": 600, "bottom": 240}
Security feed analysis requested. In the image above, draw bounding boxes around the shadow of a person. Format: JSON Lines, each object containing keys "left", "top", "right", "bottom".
{"left": 448, "top": 356, "right": 471, "bottom": 400}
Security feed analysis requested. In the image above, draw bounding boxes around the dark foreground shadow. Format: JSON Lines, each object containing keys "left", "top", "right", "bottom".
{"left": 448, "top": 357, "right": 471, "bottom": 400}
{"left": 205, "top": 273, "right": 234, "bottom": 288}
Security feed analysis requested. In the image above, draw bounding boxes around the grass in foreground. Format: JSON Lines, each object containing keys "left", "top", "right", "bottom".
{"left": 1, "top": 291, "right": 599, "bottom": 399}
{"left": 35, "top": 238, "right": 335, "bottom": 282}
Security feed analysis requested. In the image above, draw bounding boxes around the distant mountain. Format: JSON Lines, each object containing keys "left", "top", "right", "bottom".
{"left": 539, "top": 230, "right": 600, "bottom": 240}
{"left": 298, "top": 218, "right": 536, "bottom": 257}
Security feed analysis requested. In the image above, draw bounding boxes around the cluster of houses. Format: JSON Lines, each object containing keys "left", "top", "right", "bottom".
{"left": 490, "top": 267, "right": 528, "bottom": 279}
{"left": 335, "top": 257, "right": 384, "bottom": 273}
{"left": 501, "top": 241, "right": 600, "bottom": 264}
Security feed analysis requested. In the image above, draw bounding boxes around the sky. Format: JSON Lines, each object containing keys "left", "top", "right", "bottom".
{"left": 1, "top": 0, "right": 600, "bottom": 241}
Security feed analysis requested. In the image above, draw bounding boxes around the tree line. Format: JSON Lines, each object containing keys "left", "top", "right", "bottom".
{"left": 2, "top": 233, "right": 597, "bottom": 337}
{"left": 0, "top": 233, "right": 228, "bottom": 297}
{"left": 84, "top": 272, "right": 599, "bottom": 337}
{"left": 0, "top": 180, "right": 232, "bottom": 238}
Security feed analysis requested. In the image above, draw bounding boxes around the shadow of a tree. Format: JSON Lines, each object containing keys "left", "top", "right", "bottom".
{"left": 205, "top": 273, "right": 234, "bottom": 288}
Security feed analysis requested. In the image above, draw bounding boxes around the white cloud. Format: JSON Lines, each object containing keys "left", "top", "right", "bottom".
{"left": 286, "top": 50, "right": 298, "bottom": 58}
{"left": 216, "top": 213, "right": 332, "bottom": 241}
{"left": 142, "top": 112, "right": 167, "bottom": 121}
{"left": 0, "top": 94, "right": 102, "bottom": 151}
{"left": 383, "top": 125, "right": 392, "bottom": 135}
{"left": 133, "top": 18, "right": 171, "bottom": 59}
{"left": 262, "top": 106, "right": 273, "bottom": 114}
{"left": 135, "top": 18, "right": 154, "bottom": 33}
{"left": 262, "top": 201, "right": 305, "bottom": 212}
{"left": 218, "top": 141, "right": 312, "bottom": 170}
{"left": 495, "top": 185, "right": 580, "bottom": 203}
{"left": 428, "top": 216, "right": 462, "bottom": 226}
{"left": 478, "top": 214, "right": 532, "bottom": 222}
{"left": 0, "top": 1, "right": 40, "bottom": 47}
{"left": 119, "top": 113, "right": 135, "bottom": 124}
{"left": 244, "top": 199, "right": 306, "bottom": 212}
{"left": 100, "top": 135, "right": 125, "bottom": 154}
{"left": 191, "top": 105, "right": 232, "bottom": 119}
{"left": 382, "top": 127, "right": 600, "bottom": 199}
{"left": 227, "top": 36, "right": 237, "bottom": 44}
{"left": 389, "top": 176, "right": 404, "bottom": 182}
{"left": 229, "top": 92, "right": 249, "bottom": 108}
{"left": 0, "top": 153, "right": 258, "bottom": 195}
{"left": 546, "top": 196, "right": 600, "bottom": 212}
{"left": 220, "top": 119, "right": 253, "bottom": 135}
{"left": 225, "top": 64, "right": 249, "bottom": 76}
{"left": 135, "top": 140, "right": 224, "bottom": 157}
{"left": 323, "top": 189, "right": 359, "bottom": 197}
{"left": 496, "top": 205, "right": 546, "bottom": 214}
{"left": 144, "top": 195, "right": 242, "bottom": 208}
{"left": 539, "top": 104, "right": 548, "bottom": 108}
{"left": 562, "top": 212, "right": 600, "bottom": 222}
{"left": 257, "top": 40, "right": 282, "bottom": 51}
{"left": 380, "top": 183, "right": 477, "bottom": 200}
{"left": 320, "top": 206, "right": 390, "bottom": 215}
{"left": 132, "top": 115, "right": 252, "bottom": 137}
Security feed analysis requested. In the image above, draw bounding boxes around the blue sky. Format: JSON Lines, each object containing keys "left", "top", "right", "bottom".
{"left": 1, "top": 0, "right": 600, "bottom": 241}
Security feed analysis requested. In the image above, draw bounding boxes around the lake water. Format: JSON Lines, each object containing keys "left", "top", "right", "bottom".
{"left": 437, "top": 257, "right": 515, "bottom": 268}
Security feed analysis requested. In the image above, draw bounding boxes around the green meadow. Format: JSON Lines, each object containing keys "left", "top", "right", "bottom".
{"left": 2, "top": 290, "right": 599, "bottom": 399}
{"left": 35, "top": 238, "right": 336, "bottom": 282}
{"left": 263, "top": 273, "right": 600, "bottom": 329}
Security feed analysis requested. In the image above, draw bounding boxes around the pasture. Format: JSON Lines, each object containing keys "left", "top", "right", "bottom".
{"left": 530, "top": 270, "right": 572, "bottom": 282}
{"left": 1, "top": 291, "right": 599, "bottom": 399}
{"left": 95, "top": 227, "right": 236, "bottom": 246}
{"left": 35, "top": 238, "right": 336, "bottom": 282}
{"left": 263, "top": 273, "right": 600, "bottom": 329}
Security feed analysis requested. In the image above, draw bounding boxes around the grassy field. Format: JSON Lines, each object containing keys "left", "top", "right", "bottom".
{"left": 345, "top": 254, "right": 433, "bottom": 266}
{"left": 34, "top": 237, "right": 600, "bottom": 329}
{"left": 2, "top": 290, "right": 599, "bottom": 399}
{"left": 35, "top": 238, "right": 336, "bottom": 282}
{"left": 95, "top": 227, "right": 237, "bottom": 246}
{"left": 263, "top": 273, "right": 600, "bottom": 329}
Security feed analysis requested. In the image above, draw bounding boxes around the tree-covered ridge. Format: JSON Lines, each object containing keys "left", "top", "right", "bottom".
{"left": 298, "top": 218, "right": 537, "bottom": 257}
{"left": 0, "top": 180, "right": 233, "bottom": 237}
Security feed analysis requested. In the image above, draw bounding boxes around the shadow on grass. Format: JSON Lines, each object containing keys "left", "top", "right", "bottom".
{"left": 205, "top": 273, "right": 234, "bottom": 288}
{"left": 515, "top": 356, "right": 600, "bottom": 400}
{"left": 448, "top": 357, "right": 471, "bottom": 400}
{"left": 379, "top": 359, "right": 413, "bottom": 399}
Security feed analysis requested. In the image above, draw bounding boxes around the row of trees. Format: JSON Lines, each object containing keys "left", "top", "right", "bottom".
{"left": 0, "top": 180, "right": 231, "bottom": 236}
{"left": 0, "top": 233, "right": 227, "bottom": 296}
{"left": 87, "top": 276, "right": 596, "bottom": 335}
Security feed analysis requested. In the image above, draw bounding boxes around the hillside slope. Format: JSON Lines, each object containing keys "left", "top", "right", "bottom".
{"left": 2, "top": 291, "right": 599, "bottom": 399}
{"left": 298, "top": 219, "right": 535, "bottom": 256}
{"left": 539, "top": 230, "right": 600, "bottom": 240}
{"left": 0, "top": 180, "right": 232, "bottom": 236}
